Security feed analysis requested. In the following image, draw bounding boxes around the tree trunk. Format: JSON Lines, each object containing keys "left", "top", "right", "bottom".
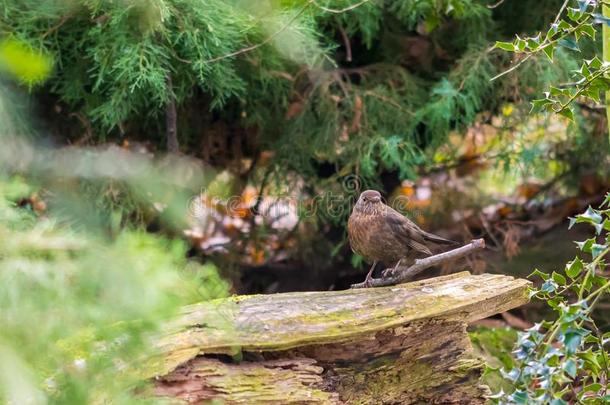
{"left": 147, "top": 271, "right": 530, "bottom": 404}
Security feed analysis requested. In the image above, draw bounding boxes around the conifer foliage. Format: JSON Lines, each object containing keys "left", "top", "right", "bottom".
{"left": 1, "top": 0, "right": 577, "bottom": 187}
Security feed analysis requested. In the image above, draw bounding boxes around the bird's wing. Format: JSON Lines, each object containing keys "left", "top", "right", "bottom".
{"left": 419, "top": 229, "right": 457, "bottom": 245}
{"left": 383, "top": 208, "right": 433, "bottom": 255}
{"left": 385, "top": 205, "right": 457, "bottom": 245}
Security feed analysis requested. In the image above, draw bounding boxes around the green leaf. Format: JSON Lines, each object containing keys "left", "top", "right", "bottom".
{"left": 565, "top": 257, "right": 583, "bottom": 279}
{"left": 592, "top": 243, "right": 606, "bottom": 258}
{"left": 529, "top": 268, "right": 550, "bottom": 281}
{"left": 549, "top": 86, "right": 570, "bottom": 97}
{"left": 526, "top": 34, "right": 541, "bottom": 49}
{"left": 494, "top": 41, "right": 516, "bottom": 52}
{"left": 567, "top": 8, "right": 584, "bottom": 22}
{"left": 509, "top": 390, "right": 529, "bottom": 404}
{"left": 588, "top": 56, "right": 603, "bottom": 69}
{"left": 584, "top": 334, "right": 600, "bottom": 344}
{"left": 604, "top": 192, "right": 610, "bottom": 207}
{"left": 531, "top": 98, "right": 553, "bottom": 112}
{"left": 593, "top": 13, "right": 610, "bottom": 26}
{"left": 542, "top": 45, "right": 554, "bottom": 61}
{"left": 558, "top": 38, "right": 580, "bottom": 52}
{"left": 583, "top": 383, "right": 602, "bottom": 393}
{"left": 568, "top": 217, "right": 577, "bottom": 229}
{"left": 579, "top": 0, "right": 593, "bottom": 12}
{"left": 592, "top": 274, "right": 607, "bottom": 287}
{"left": 581, "top": 206, "right": 603, "bottom": 224}
{"left": 424, "top": 13, "right": 440, "bottom": 32}
{"left": 552, "top": 271, "right": 567, "bottom": 286}
{"left": 541, "top": 279, "right": 558, "bottom": 293}
{"left": 576, "top": 238, "right": 595, "bottom": 252}
{"left": 557, "top": 107, "right": 574, "bottom": 121}
{"left": 548, "top": 297, "right": 563, "bottom": 309}
{"left": 515, "top": 37, "right": 527, "bottom": 51}
{"left": 564, "top": 330, "right": 584, "bottom": 354}
{"left": 547, "top": 22, "right": 559, "bottom": 37}
{"left": 563, "top": 358, "right": 577, "bottom": 378}
{"left": 557, "top": 20, "right": 572, "bottom": 31}
{"left": 578, "top": 23, "right": 596, "bottom": 39}
{"left": 580, "top": 349, "right": 602, "bottom": 374}
{"left": 584, "top": 86, "right": 602, "bottom": 103}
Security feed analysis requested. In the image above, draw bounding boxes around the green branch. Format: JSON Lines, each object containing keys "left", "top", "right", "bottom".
{"left": 603, "top": 3, "right": 610, "bottom": 142}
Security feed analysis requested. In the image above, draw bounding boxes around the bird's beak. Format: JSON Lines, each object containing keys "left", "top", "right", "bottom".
{"left": 372, "top": 196, "right": 381, "bottom": 203}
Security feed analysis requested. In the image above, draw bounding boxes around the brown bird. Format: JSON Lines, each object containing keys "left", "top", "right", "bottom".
{"left": 348, "top": 190, "right": 456, "bottom": 286}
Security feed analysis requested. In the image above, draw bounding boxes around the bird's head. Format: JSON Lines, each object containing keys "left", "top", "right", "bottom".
{"left": 354, "top": 190, "right": 383, "bottom": 214}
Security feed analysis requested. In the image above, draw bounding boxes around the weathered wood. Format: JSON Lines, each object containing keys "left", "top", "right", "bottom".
{"left": 150, "top": 272, "right": 530, "bottom": 404}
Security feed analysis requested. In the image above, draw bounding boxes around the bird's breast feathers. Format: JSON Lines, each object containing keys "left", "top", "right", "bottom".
{"left": 348, "top": 211, "right": 382, "bottom": 258}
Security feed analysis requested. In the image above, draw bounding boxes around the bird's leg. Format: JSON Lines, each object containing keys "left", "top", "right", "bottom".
{"left": 363, "top": 261, "right": 377, "bottom": 287}
{"left": 382, "top": 259, "right": 402, "bottom": 278}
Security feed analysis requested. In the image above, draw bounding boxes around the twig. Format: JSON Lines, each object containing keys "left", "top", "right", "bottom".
{"left": 362, "top": 90, "right": 415, "bottom": 116}
{"left": 70, "top": 112, "right": 94, "bottom": 146}
{"left": 165, "top": 75, "right": 179, "bottom": 153}
{"left": 552, "top": 0, "right": 571, "bottom": 25}
{"left": 252, "top": 165, "right": 274, "bottom": 216}
{"left": 490, "top": 0, "right": 577, "bottom": 82}
{"left": 489, "top": 54, "right": 532, "bottom": 82}
{"left": 479, "top": 213, "right": 502, "bottom": 251}
{"left": 351, "top": 238, "right": 486, "bottom": 288}
{"left": 203, "top": 1, "right": 313, "bottom": 64}
{"left": 42, "top": 13, "right": 74, "bottom": 38}
{"left": 202, "top": 0, "right": 370, "bottom": 64}
{"left": 487, "top": 0, "right": 507, "bottom": 9}
{"left": 337, "top": 23, "right": 352, "bottom": 62}
{"left": 312, "top": 0, "right": 370, "bottom": 13}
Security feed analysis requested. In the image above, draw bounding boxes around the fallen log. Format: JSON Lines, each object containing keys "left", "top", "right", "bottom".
{"left": 148, "top": 271, "right": 530, "bottom": 404}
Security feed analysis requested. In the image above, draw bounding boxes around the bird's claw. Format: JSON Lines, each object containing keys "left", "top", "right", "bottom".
{"left": 382, "top": 268, "right": 395, "bottom": 278}
{"left": 363, "top": 275, "right": 374, "bottom": 288}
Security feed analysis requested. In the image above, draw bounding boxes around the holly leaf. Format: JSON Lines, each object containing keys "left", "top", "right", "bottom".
{"left": 552, "top": 271, "right": 567, "bottom": 286}
{"left": 565, "top": 257, "right": 583, "bottom": 279}
{"left": 563, "top": 358, "right": 577, "bottom": 378}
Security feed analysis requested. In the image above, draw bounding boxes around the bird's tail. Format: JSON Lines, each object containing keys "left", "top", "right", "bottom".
{"left": 422, "top": 231, "right": 459, "bottom": 246}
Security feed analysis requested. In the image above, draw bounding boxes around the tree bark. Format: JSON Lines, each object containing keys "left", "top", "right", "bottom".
{"left": 148, "top": 272, "right": 530, "bottom": 404}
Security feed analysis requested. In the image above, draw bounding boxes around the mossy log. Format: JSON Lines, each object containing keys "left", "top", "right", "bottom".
{"left": 150, "top": 272, "right": 530, "bottom": 404}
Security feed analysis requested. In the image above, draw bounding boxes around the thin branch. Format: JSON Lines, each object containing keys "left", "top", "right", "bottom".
{"left": 203, "top": 0, "right": 371, "bottom": 64}
{"left": 490, "top": 1, "right": 589, "bottom": 82}
{"left": 166, "top": 75, "right": 179, "bottom": 153}
{"left": 351, "top": 239, "right": 486, "bottom": 288}
{"left": 362, "top": 90, "right": 415, "bottom": 116}
{"left": 552, "top": 0, "right": 571, "bottom": 25}
{"left": 479, "top": 213, "right": 503, "bottom": 251}
{"left": 42, "top": 12, "right": 74, "bottom": 38}
{"left": 312, "top": 0, "right": 370, "bottom": 13}
{"left": 487, "top": 0, "right": 507, "bottom": 9}
{"left": 252, "top": 165, "right": 274, "bottom": 216}
{"left": 203, "top": 2, "right": 313, "bottom": 64}
{"left": 337, "top": 23, "right": 352, "bottom": 62}
{"left": 489, "top": 54, "right": 532, "bottom": 82}
{"left": 70, "top": 112, "right": 93, "bottom": 146}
